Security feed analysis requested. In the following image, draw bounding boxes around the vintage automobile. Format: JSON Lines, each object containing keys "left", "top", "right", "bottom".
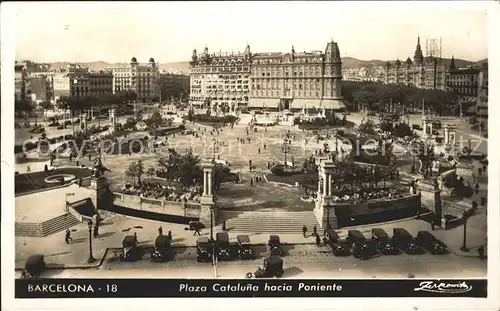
{"left": 151, "top": 235, "right": 171, "bottom": 263}
{"left": 24, "top": 254, "right": 46, "bottom": 278}
{"left": 196, "top": 237, "right": 214, "bottom": 262}
{"left": 268, "top": 235, "right": 282, "bottom": 256}
{"left": 236, "top": 235, "right": 255, "bottom": 260}
{"left": 323, "top": 229, "right": 350, "bottom": 256}
{"left": 415, "top": 231, "right": 448, "bottom": 255}
{"left": 347, "top": 230, "right": 379, "bottom": 260}
{"left": 121, "top": 235, "right": 142, "bottom": 262}
{"left": 216, "top": 232, "right": 232, "bottom": 261}
{"left": 371, "top": 228, "right": 398, "bottom": 255}
{"left": 392, "top": 228, "right": 424, "bottom": 255}
{"left": 246, "top": 255, "right": 284, "bottom": 279}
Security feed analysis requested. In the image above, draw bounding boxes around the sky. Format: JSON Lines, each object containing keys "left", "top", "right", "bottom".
{"left": 10, "top": 1, "right": 490, "bottom": 64}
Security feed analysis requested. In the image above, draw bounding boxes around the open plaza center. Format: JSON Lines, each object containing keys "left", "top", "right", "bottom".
{"left": 14, "top": 107, "right": 488, "bottom": 279}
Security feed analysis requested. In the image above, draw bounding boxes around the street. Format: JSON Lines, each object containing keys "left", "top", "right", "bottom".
{"left": 19, "top": 244, "right": 486, "bottom": 279}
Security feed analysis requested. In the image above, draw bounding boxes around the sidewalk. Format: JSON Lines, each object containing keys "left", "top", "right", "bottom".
{"left": 15, "top": 209, "right": 487, "bottom": 269}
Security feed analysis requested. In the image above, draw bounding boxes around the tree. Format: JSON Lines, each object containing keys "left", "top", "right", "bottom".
{"left": 147, "top": 167, "right": 156, "bottom": 179}
{"left": 125, "top": 162, "right": 138, "bottom": 186}
{"left": 392, "top": 123, "right": 413, "bottom": 138}
{"left": 39, "top": 100, "right": 54, "bottom": 125}
{"left": 136, "top": 159, "right": 144, "bottom": 184}
{"left": 358, "top": 119, "right": 376, "bottom": 134}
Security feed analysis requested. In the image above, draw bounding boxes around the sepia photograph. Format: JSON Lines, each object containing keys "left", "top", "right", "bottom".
{"left": 1, "top": 1, "right": 499, "bottom": 310}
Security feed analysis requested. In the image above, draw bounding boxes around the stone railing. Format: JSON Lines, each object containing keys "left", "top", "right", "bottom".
{"left": 112, "top": 192, "right": 201, "bottom": 217}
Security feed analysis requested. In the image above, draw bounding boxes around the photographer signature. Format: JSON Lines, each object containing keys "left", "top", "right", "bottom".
{"left": 414, "top": 281, "right": 472, "bottom": 294}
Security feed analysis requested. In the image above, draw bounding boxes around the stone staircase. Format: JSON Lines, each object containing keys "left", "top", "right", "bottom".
{"left": 15, "top": 213, "right": 80, "bottom": 237}
{"left": 216, "top": 210, "right": 320, "bottom": 233}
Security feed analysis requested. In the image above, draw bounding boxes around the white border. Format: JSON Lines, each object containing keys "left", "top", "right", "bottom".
{"left": 2, "top": 1, "right": 499, "bottom": 311}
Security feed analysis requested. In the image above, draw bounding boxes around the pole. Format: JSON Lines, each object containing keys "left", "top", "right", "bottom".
{"left": 87, "top": 221, "right": 96, "bottom": 263}
{"left": 460, "top": 217, "right": 469, "bottom": 252}
{"left": 210, "top": 207, "right": 214, "bottom": 242}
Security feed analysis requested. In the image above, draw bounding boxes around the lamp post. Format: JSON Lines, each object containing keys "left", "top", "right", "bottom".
{"left": 87, "top": 220, "right": 96, "bottom": 263}
{"left": 460, "top": 212, "right": 469, "bottom": 252}
{"left": 281, "top": 138, "right": 291, "bottom": 168}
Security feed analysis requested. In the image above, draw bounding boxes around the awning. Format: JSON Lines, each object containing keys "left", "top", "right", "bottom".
{"left": 248, "top": 98, "right": 280, "bottom": 108}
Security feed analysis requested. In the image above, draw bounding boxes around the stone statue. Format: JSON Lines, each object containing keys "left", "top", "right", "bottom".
{"left": 92, "top": 156, "right": 111, "bottom": 177}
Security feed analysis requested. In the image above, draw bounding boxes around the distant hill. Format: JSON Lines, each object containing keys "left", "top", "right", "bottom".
{"left": 45, "top": 57, "right": 485, "bottom": 72}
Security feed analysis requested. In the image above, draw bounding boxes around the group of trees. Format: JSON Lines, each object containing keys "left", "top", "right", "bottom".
{"left": 302, "top": 156, "right": 398, "bottom": 195}
{"left": 15, "top": 91, "right": 139, "bottom": 122}
{"left": 185, "top": 108, "right": 238, "bottom": 125}
{"left": 342, "top": 81, "right": 462, "bottom": 116}
{"left": 126, "top": 159, "right": 145, "bottom": 186}
{"left": 156, "top": 149, "right": 233, "bottom": 191}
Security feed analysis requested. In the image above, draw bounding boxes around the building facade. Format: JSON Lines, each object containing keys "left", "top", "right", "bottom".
{"left": 88, "top": 70, "right": 114, "bottom": 97}
{"left": 384, "top": 36, "right": 447, "bottom": 91}
{"left": 53, "top": 72, "right": 71, "bottom": 99}
{"left": 160, "top": 72, "right": 190, "bottom": 102}
{"left": 110, "top": 57, "right": 160, "bottom": 102}
{"left": 446, "top": 57, "right": 479, "bottom": 103}
{"left": 188, "top": 41, "right": 345, "bottom": 112}
{"left": 189, "top": 46, "right": 251, "bottom": 112}
{"left": 15, "top": 63, "right": 27, "bottom": 101}
{"left": 249, "top": 41, "right": 344, "bottom": 111}
{"left": 476, "top": 64, "right": 488, "bottom": 124}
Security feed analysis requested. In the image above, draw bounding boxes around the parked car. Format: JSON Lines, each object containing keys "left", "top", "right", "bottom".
{"left": 415, "top": 231, "right": 448, "bottom": 255}
{"left": 246, "top": 255, "right": 284, "bottom": 279}
{"left": 323, "top": 229, "right": 350, "bottom": 256}
{"left": 347, "top": 230, "right": 379, "bottom": 260}
{"left": 24, "top": 254, "right": 46, "bottom": 278}
{"left": 392, "top": 228, "right": 424, "bottom": 255}
{"left": 196, "top": 237, "right": 214, "bottom": 262}
{"left": 371, "top": 228, "right": 398, "bottom": 255}
{"left": 216, "top": 232, "right": 231, "bottom": 261}
{"left": 121, "top": 235, "right": 142, "bottom": 262}
{"left": 151, "top": 235, "right": 171, "bottom": 263}
{"left": 236, "top": 235, "right": 255, "bottom": 260}
{"left": 268, "top": 235, "right": 282, "bottom": 256}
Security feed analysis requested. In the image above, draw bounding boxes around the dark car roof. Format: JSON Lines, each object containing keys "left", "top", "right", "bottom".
{"left": 216, "top": 232, "right": 229, "bottom": 241}
{"left": 269, "top": 235, "right": 280, "bottom": 241}
{"left": 372, "top": 228, "right": 389, "bottom": 239}
{"left": 155, "top": 235, "right": 171, "bottom": 247}
{"left": 324, "top": 229, "right": 340, "bottom": 240}
{"left": 393, "top": 228, "right": 412, "bottom": 237}
{"left": 25, "top": 254, "right": 44, "bottom": 266}
{"left": 265, "top": 255, "right": 283, "bottom": 265}
{"left": 237, "top": 235, "right": 250, "bottom": 244}
{"left": 122, "top": 235, "right": 136, "bottom": 247}
{"left": 348, "top": 230, "right": 365, "bottom": 239}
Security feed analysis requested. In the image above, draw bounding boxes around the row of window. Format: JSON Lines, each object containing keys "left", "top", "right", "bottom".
{"left": 253, "top": 82, "right": 335, "bottom": 91}
{"left": 190, "top": 67, "right": 250, "bottom": 74}
{"left": 252, "top": 90, "right": 322, "bottom": 98}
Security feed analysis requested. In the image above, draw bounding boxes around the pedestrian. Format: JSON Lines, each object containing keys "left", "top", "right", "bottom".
{"left": 313, "top": 225, "right": 317, "bottom": 237}
{"left": 258, "top": 148, "right": 261, "bottom": 154}
{"left": 315, "top": 234, "right": 321, "bottom": 247}
{"left": 168, "top": 230, "right": 172, "bottom": 241}
{"left": 65, "top": 229, "right": 72, "bottom": 244}
{"left": 302, "top": 225, "right": 308, "bottom": 238}
{"left": 76, "top": 160, "right": 79, "bottom": 167}
{"left": 431, "top": 220, "right": 435, "bottom": 231}
{"left": 250, "top": 178, "right": 254, "bottom": 187}
{"left": 134, "top": 232, "right": 139, "bottom": 244}
{"left": 158, "top": 226, "right": 163, "bottom": 236}
{"left": 88, "top": 154, "right": 92, "bottom": 161}
{"left": 69, "top": 154, "right": 73, "bottom": 162}
{"left": 478, "top": 245, "right": 485, "bottom": 260}
{"left": 26, "top": 165, "right": 31, "bottom": 172}
{"left": 93, "top": 226, "right": 99, "bottom": 238}
{"left": 222, "top": 220, "right": 226, "bottom": 232}
{"left": 193, "top": 227, "right": 201, "bottom": 236}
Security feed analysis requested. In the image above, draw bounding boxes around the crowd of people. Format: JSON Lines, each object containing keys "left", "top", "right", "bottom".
{"left": 121, "top": 181, "right": 201, "bottom": 203}
{"left": 331, "top": 188, "right": 405, "bottom": 204}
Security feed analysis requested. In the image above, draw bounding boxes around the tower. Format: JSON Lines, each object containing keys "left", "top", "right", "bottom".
{"left": 426, "top": 37, "right": 443, "bottom": 90}
{"left": 449, "top": 55, "right": 456, "bottom": 71}
{"left": 413, "top": 36, "right": 424, "bottom": 65}
{"left": 324, "top": 40, "right": 342, "bottom": 101}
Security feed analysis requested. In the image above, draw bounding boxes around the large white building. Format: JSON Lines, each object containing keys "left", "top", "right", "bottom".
{"left": 189, "top": 46, "right": 251, "bottom": 112}
{"left": 109, "top": 57, "right": 160, "bottom": 102}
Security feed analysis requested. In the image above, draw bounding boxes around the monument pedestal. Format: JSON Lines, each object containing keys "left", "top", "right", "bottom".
{"left": 87, "top": 177, "right": 112, "bottom": 213}
{"left": 418, "top": 179, "right": 442, "bottom": 218}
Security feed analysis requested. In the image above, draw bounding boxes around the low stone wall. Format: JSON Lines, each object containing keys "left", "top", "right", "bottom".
{"left": 320, "top": 194, "right": 421, "bottom": 228}
{"left": 112, "top": 192, "right": 201, "bottom": 218}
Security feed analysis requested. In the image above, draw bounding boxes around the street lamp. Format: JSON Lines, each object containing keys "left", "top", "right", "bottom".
{"left": 87, "top": 220, "right": 96, "bottom": 263}
{"left": 460, "top": 212, "right": 470, "bottom": 252}
{"left": 281, "top": 138, "right": 291, "bottom": 168}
